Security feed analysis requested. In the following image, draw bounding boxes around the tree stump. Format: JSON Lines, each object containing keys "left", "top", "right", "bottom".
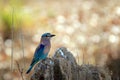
{"left": 31, "top": 47, "right": 111, "bottom": 80}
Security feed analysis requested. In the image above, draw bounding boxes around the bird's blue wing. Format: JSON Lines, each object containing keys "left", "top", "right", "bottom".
{"left": 26, "top": 44, "right": 45, "bottom": 74}
{"left": 34, "top": 44, "right": 45, "bottom": 57}
{"left": 30, "top": 44, "right": 45, "bottom": 66}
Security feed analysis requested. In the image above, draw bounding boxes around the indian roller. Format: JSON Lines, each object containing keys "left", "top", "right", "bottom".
{"left": 26, "top": 33, "right": 55, "bottom": 74}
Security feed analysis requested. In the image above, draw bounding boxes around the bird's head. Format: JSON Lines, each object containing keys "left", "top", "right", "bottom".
{"left": 41, "top": 33, "right": 55, "bottom": 40}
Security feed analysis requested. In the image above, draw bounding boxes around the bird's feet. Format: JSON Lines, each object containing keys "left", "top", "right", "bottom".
{"left": 41, "top": 59, "right": 46, "bottom": 63}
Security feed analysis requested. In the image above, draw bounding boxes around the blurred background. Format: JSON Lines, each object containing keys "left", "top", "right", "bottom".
{"left": 0, "top": 0, "right": 120, "bottom": 80}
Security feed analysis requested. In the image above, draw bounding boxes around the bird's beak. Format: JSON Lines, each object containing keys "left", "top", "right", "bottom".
{"left": 50, "top": 34, "right": 55, "bottom": 37}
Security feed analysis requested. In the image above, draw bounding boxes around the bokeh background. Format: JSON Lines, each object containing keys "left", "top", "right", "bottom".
{"left": 0, "top": 0, "right": 120, "bottom": 80}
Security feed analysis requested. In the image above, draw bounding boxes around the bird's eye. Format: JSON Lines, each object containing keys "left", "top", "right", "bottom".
{"left": 45, "top": 35, "right": 48, "bottom": 37}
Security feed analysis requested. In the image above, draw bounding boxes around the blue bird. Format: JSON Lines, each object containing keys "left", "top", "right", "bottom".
{"left": 26, "top": 33, "right": 55, "bottom": 74}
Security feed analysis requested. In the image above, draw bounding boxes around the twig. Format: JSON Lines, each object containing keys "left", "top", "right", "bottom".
{"left": 20, "top": 28, "right": 25, "bottom": 70}
{"left": 82, "top": 47, "right": 85, "bottom": 64}
{"left": 16, "top": 61, "right": 24, "bottom": 80}
{"left": 11, "top": 7, "right": 14, "bottom": 72}
{"left": 76, "top": 49, "right": 79, "bottom": 64}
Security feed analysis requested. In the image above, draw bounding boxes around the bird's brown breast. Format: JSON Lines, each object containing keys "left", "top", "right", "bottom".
{"left": 44, "top": 45, "right": 51, "bottom": 54}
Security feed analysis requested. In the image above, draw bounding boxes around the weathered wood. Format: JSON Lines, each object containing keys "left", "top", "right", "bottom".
{"left": 31, "top": 47, "right": 111, "bottom": 80}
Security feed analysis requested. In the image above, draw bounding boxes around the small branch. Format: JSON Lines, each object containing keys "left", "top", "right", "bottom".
{"left": 11, "top": 7, "right": 14, "bottom": 72}
{"left": 75, "top": 49, "right": 79, "bottom": 64}
{"left": 16, "top": 61, "right": 24, "bottom": 80}
{"left": 20, "top": 28, "right": 25, "bottom": 69}
{"left": 82, "top": 47, "right": 85, "bottom": 64}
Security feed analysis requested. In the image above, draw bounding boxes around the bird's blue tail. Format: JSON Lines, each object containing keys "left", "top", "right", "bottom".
{"left": 26, "top": 66, "right": 32, "bottom": 74}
